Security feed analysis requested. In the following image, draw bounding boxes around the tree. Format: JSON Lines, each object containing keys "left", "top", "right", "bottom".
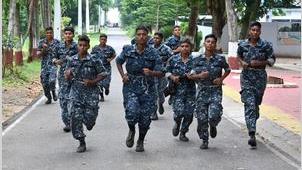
{"left": 225, "top": 0, "right": 238, "bottom": 42}
{"left": 235, "top": 0, "right": 296, "bottom": 39}
{"left": 7, "top": 0, "right": 17, "bottom": 43}
{"left": 184, "top": 0, "right": 200, "bottom": 45}
{"left": 41, "top": 0, "right": 52, "bottom": 29}
{"left": 206, "top": 0, "right": 226, "bottom": 53}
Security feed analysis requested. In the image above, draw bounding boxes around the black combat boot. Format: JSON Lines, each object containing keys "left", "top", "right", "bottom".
{"left": 172, "top": 121, "right": 181, "bottom": 136}
{"left": 158, "top": 104, "right": 164, "bottom": 115}
{"left": 104, "top": 88, "right": 110, "bottom": 95}
{"left": 77, "top": 138, "right": 86, "bottom": 153}
{"left": 248, "top": 132, "right": 257, "bottom": 147}
{"left": 200, "top": 140, "right": 209, "bottom": 149}
{"left": 126, "top": 124, "right": 135, "bottom": 148}
{"left": 52, "top": 90, "right": 58, "bottom": 101}
{"left": 63, "top": 125, "right": 71, "bottom": 132}
{"left": 135, "top": 140, "right": 144, "bottom": 152}
{"left": 45, "top": 98, "right": 51, "bottom": 104}
{"left": 150, "top": 113, "right": 158, "bottom": 121}
{"left": 179, "top": 132, "right": 189, "bottom": 142}
{"left": 100, "top": 92, "right": 104, "bottom": 102}
{"left": 135, "top": 132, "right": 146, "bottom": 152}
{"left": 210, "top": 126, "right": 217, "bottom": 138}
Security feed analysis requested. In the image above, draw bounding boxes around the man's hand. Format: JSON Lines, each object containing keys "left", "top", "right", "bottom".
{"left": 170, "top": 75, "right": 180, "bottom": 83}
{"left": 213, "top": 77, "right": 223, "bottom": 85}
{"left": 143, "top": 68, "right": 153, "bottom": 76}
{"left": 240, "top": 61, "right": 249, "bottom": 69}
{"left": 185, "top": 73, "right": 193, "bottom": 79}
{"left": 54, "top": 59, "right": 62, "bottom": 65}
{"left": 65, "top": 69, "right": 73, "bottom": 80}
{"left": 122, "top": 74, "right": 129, "bottom": 83}
{"left": 42, "top": 43, "right": 48, "bottom": 51}
{"left": 198, "top": 71, "right": 209, "bottom": 79}
{"left": 83, "top": 79, "right": 95, "bottom": 87}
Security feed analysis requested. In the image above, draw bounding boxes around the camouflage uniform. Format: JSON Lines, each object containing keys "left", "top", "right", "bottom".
{"left": 37, "top": 38, "right": 61, "bottom": 100}
{"left": 165, "top": 35, "right": 180, "bottom": 52}
{"left": 151, "top": 43, "right": 173, "bottom": 115}
{"left": 237, "top": 38, "right": 275, "bottom": 135}
{"left": 54, "top": 41, "right": 78, "bottom": 126}
{"left": 66, "top": 54, "right": 108, "bottom": 139}
{"left": 166, "top": 54, "right": 196, "bottom": 134}
{"left": 116, "top": 44, "right": 164, "bottom": 133}
{"left": 191, "top": 53, "right": 231, "bottom": 141}
{"left": 91, "top": 44, "right": 116, "bottom": 90}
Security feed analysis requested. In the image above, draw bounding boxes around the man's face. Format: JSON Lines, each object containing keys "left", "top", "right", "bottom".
{"left": 99, "top": 37, "right": 107, "bottom": 46}
{"left": 180, "top": 42, "right": 191, "bottom": 55}
{"left": 136, "top": 29, "right": 148, "bottom": 45}
{"left": 204, "top": 37, "right": 216, "bottom": 52}
{"left": 172, "top": 27, "right": 181, "bottom": 37}
{"left": 78, "top": 41, "right": 90, "bottom": 55}
{"left": 249, "top": 26, "right": 261, "bottom": 39}
{"left": 153, "top": 35, "right": 162, "bottom": 46}
{"left": 63, "top": 31, "right": 74, "bottom": 41}
{"left": 46, "top": 30, "right": 54, "bottom": 40}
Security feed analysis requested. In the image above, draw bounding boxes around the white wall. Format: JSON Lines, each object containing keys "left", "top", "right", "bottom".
{"left": 221, "top": 22, "right": 301, "bottom": 58}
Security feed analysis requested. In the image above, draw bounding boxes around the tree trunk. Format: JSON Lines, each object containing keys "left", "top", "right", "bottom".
{"left": 225, "top": 0, "right": 238, "bottom": 42}
{"left": 41, "top": 0, "right": 52, "bottom": 28}
{"left": 28, "top": 0, "right": 38, "bottom": 62}
{"left": 207, "top": 0, "right": 226, "bottom": 53}
{"left": 8, "top": 0, "right": 17, "bottom": 43}
{"left": 184, "top": 0, "right": 200, "bottom": 48}
{"left": 15, "top": 2, "right": 23, "bottom": 65}
{"left": 239, "top": 0, "right": 261, "bottom": 39}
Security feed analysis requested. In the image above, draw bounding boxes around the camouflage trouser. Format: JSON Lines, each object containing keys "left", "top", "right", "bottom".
{"left": 123, "top": 88, "right": 156, "bottom": 134}
{"left": 40, "top": 67, "right": 57, "bottom": 99}
{"left": 98, "top": 67, "right": 111, "bottom": 89}
{"left": 172, "top": 94, "right": 195, "bottom": 134}
{"left": 195, "top": 102, "right": 223, "bottom": 140}
{"left": 69, "top": 101, "right": 99, "bottom": 139}
{"left": 58, "top": 75, "right": 71, "bottom": 126}
{"left": 152, "top": 77, "right": 168, "bottom": 116}
{"left": 240, "top": 89, "right": 263, "bottom": 134}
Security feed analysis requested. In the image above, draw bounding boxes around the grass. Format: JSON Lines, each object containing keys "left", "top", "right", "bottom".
{"left": 2, "top": 60, "right": 41, "bottom": 88}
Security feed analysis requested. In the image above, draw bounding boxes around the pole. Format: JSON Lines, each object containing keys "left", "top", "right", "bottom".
{"left": 54, "top": 0, "right": 61, "bottom": 39}
{"left": 78, "top": 0, "right": 83, "bottom": 35}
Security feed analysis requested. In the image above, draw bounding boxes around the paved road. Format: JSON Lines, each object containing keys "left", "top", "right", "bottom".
{"left": 2, "top": 28, "right": 299, "bottom": 170}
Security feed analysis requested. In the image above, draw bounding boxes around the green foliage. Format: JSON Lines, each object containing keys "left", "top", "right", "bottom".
{"left": 272, "top": 8, "right": 286, "bottom": 16}
{"left": 159, "top": 25, "right": 173, "bottom": 40}
{"left": 195, "top": 31, "right": 203, "bottom": 51}
{"left": 180, "top": 22, "right": 189, "bottom": 35}
{"left": 119, "top": 0, "right": 190, "bottom": 37}
{"left": 61, "top": 16, "right": 72, "bottom": 27}
{"left": 2, "top": 60, "right": 41, "bottom": 88}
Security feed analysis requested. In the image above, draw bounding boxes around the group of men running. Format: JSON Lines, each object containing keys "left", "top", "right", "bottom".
{"left": 37, "top": 22, "right": 275, "bottom": 153}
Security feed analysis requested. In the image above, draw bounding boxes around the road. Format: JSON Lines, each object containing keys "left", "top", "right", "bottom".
{"left": 2, "top": 28, "right": 299, "bottom": 170}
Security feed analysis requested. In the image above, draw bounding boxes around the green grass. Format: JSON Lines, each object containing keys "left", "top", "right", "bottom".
{"left": 2, "top": 60, "right": 41, "bottom": 88}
